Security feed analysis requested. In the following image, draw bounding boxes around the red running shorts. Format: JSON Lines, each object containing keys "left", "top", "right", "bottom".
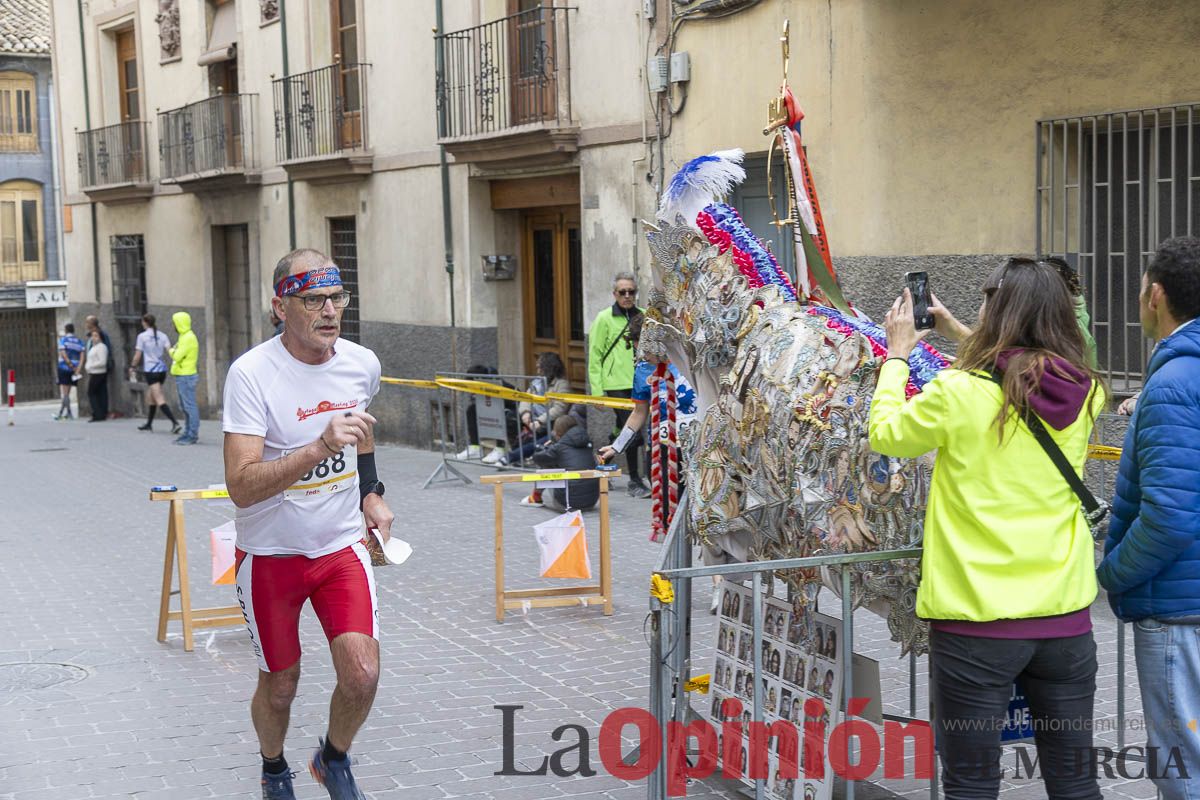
{"left": 235, "top": 542, "right": 378, "bottom": 672}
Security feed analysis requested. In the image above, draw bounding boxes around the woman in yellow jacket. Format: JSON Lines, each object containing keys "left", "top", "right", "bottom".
{"left": 869, "top": 259, "right": 1106, "bottom": 800}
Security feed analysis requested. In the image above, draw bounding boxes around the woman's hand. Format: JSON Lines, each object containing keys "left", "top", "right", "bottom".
{"left": 884, "top": 288, "right": 931, "bottom": 360}
{"left": 928, "top": 292, "right": 971, "bottom": 342}
{"left": 597, "top": 445, "right": 616, "bottom": 464}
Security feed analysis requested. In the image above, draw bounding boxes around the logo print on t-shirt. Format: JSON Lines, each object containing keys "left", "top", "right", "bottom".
{"left": 296, "top": 399, "right": 358, "bottom": 422}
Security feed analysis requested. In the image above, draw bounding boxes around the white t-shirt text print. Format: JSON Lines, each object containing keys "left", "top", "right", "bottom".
{"left": 222, "top": 336, "right": 381, "bottom": 557}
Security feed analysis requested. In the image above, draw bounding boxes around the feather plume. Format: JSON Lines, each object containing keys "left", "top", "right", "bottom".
{"left": 658, "top": 149, "right": 746, "bottom": 227}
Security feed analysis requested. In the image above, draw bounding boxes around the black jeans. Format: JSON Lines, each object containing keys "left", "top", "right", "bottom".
{"left": 931, "top": 629, "right": 1101, "bottom": 800}
{"left": 86, "top": 372, "right": 109, "bottom": 421}
{"left": 606, "top": 389, "right": 644, "bottom": 485}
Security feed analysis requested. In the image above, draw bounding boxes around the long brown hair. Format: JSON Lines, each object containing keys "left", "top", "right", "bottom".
{"left": 956, "top": 257, "right": 1104, "bottom": 440}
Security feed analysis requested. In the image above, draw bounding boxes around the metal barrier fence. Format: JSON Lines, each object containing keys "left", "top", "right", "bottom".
{"left": 648, "top": 493, "right": 923, "bottom": 800}
{"left": 419, "top": 371, "right": 557, "bottom": 489}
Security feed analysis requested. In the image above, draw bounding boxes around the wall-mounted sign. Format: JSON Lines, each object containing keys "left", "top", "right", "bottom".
{"left": 482, "top": 255, "right": 516, "bottom": 281}
{"left": 25, "top": 281, "right": 68, "bottom": 309}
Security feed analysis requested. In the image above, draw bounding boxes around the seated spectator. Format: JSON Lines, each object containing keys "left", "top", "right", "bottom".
{"left": 523, "top": 415, "right": 600, "bottom": 511}
{"left": 491, "top": 352, "right": 570, "bottom": 466}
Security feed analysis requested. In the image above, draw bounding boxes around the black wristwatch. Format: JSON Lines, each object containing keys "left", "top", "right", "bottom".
{"left": 360, "top": 480, "right": 385, "bottom": 500}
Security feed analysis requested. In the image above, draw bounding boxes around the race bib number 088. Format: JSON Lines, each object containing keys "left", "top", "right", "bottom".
{"left": 284, "top": 445, "right": 357, "bottom": 499}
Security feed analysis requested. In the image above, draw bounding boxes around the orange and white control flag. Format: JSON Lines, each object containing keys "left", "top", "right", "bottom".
{"left": 211, "top": 521, "right": 237, "bottom": 585}
{"left": 534, "top": 511, "right": 592, "bottom": 580}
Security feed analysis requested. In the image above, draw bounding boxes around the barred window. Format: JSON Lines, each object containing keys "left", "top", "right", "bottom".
{"left": 1037, "top": 104, "right": 1200, "bottom": 392}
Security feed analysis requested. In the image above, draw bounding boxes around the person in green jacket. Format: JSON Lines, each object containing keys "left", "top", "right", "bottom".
{"left": 587, "top": 271, "right": 648, "bottom": 496}
{"left": 169, "top": 311, "right": 200, "bottom": 445}
{"left": 870, "top": 259, "right": 1106, "bottom": 800}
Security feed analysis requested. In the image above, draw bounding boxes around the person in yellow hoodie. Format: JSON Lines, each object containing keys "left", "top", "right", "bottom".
{"left": 169, "top": 311, "right": 200, "bottom": 444}
{"left": 869, "top": 259, "right": 1107, "bottom": 800}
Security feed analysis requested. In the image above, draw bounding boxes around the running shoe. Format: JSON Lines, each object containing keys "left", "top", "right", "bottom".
{"left": 260, "top": 768, "right": 297, "bottom": 800}
{"left": 309, "top": 740, "right": 366, "bottom": 800}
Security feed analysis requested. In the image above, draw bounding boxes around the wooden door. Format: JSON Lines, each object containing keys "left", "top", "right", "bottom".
{"left": 214, "top": 225, "right": 251, "bottom": 398}
{"left": 210, "top": 62, "right": 242, "bottom": 169}
{"left": 522, "top": 207, "right": 584, "bottom": 387}
{"left": 116, "top": 29, "right": 142, "bottom": 177}
{"left": 331, "top": 0, "right": 362, "bottom": 149}
{"left": 508, "top": 0, "right": 556, "bottom": 125}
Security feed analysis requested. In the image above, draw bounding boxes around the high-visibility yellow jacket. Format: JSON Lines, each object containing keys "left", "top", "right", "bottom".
{"left": 868, "top": 359, "right": 1106, "bottom": 622}
{"left": 169, "top": 311, "right": 199, "bottom": 376}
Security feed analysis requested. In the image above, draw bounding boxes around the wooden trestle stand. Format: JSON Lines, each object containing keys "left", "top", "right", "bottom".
{"left": 149, "top": 488, "right": 243, "bottom": 651}
{"left": 479, "top": 469, "right": 618, "bottom": 621}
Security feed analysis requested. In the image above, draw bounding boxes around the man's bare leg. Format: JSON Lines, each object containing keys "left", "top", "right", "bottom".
{"left": 326, "top": 633, "right": 380, "bottom": 752}
{"left": 252, "top": 661, "right": 301, "bottom": 758}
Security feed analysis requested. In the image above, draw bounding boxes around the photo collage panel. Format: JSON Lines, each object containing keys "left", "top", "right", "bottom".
{"left": 708, "top": 581, "right": 845, "bottom": 800}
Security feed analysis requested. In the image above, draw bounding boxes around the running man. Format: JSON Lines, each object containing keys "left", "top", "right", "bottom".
{"left": 223, "top": 248, "right": 393, "bottom": 800}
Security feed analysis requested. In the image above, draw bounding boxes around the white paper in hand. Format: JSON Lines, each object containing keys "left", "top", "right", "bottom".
{"left": 370, "top": 528, "right": 413, "bottom": 566}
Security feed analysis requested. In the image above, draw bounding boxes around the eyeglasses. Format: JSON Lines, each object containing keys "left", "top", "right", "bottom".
{"left": 292, "top": 291, "right": 352, "bottom": 311}
{"left": 616, "top": 289, "right": 637, "bottom": 297}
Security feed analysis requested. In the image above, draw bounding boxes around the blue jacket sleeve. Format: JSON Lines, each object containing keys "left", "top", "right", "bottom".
{"left": 1096, "top": 391, "right": 1200, "bottom": 595}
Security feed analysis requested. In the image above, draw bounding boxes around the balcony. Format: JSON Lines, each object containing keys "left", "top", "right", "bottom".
{"left": 273, "top": 62, "right": 372, "bottom": 184}
{"left": 77, "top": 121, "right": 153, "bottom": 203}
{"left": 158, "top": 94, "right": 260, "bottom": 193}
{"left": 435, "top": 6, "right": 577, "bottom": 168}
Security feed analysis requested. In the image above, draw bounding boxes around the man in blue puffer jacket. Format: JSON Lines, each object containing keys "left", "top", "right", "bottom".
{"left": 1098, "top": 236, "right": 1200, "bottom": 800}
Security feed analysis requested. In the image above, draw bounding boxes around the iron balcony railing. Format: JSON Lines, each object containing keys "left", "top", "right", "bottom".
{"left": 77, "top": 121, "right": 151, "bottom": 188}
{"left": 435, "top": 5, "right": 573, "bottom": 140}
{"left": 158, "top": 93, "right": 258, "bottom": 180}
{"left": 273, "top": 61, "right": 370, "bottom": 162}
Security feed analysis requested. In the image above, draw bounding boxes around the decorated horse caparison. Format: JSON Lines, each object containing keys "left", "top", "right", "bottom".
{"left": 639, "top": 141, "right": 949, "bottom": 655}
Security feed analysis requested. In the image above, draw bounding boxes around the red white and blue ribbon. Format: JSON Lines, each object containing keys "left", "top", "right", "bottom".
{"left": 649, "top": 363, "right": 679, "bottom": 543}
{"left": 275, "top": 265, "right": 343, "bottom": 298}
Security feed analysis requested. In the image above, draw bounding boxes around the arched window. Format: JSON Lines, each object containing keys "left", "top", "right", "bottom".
{"left": 0, "top": 180, "right": 43, "bottom": 283}
{"left": 0, "top": 72, "right": 37, "bottom": 151}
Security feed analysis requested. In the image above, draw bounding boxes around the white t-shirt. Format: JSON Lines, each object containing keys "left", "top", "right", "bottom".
{"left": 222, "top": 336, "right": 382, "bottom": 557}
{"left": 135, "top": 329, "right": 171, "bottom": 372}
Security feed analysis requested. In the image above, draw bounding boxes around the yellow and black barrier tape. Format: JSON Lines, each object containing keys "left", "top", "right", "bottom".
{"left": 545, "top": 391, "right": 634, "bottom": 411}
{"left": 385, "top": 376, "right": 1126, "bottom": 455}
{"left": 1087, "top": 444, "right": 1122, "bottom": 462}
{"left": 380, "top": 375, "right": 636, "bottom": 411}
{"left": 380, "top": 377, "right": 441, "bottom": 390}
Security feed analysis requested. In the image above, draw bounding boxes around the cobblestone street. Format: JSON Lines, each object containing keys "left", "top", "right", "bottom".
{"left": 0, "top": 404, "right": 1156, "bottom": 800}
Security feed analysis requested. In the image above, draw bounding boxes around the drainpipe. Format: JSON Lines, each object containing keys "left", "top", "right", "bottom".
{"left": 76, "top": 0, "right": 100, "bottom": 304}
{"left": 48, "top": 70, "right": 66, "bottom": 284}
{"left": 435, "top": 0, "right": 457, "bottom": 371}
{"left": 281, "top": 0, "right": 296, "bottom": 249}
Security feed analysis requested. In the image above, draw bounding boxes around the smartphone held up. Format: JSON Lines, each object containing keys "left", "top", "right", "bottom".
{"left": 904, "top": 271, "right": 935, "bottom": 330}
